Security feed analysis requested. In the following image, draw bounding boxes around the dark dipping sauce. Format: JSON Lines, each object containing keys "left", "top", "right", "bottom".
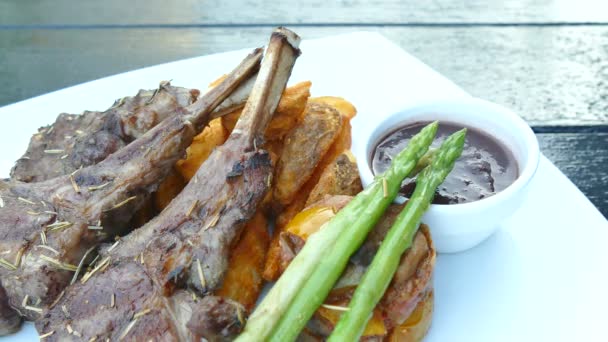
{"left": 372, "top": 121, "right": 518, "bottom": 204}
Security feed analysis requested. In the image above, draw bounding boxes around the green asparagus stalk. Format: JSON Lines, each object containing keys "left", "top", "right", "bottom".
{"left": 265, "top": 126, "right": 457, "bottom": 342}
{"left": 235, "top": 121, "right": 439, "bottom": 342}
{"left": 410, "top": 147, "right": 437, "bottom": 177}
{"left": 328, "top": 128, "right": 466, "bottom": 341}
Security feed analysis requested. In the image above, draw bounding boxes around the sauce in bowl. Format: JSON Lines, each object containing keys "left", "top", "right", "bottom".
{"left": 372, "top": 121, "right": 518, "bottom": 204}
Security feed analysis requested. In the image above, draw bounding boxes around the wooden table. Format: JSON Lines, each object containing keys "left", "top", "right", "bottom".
{"left": 1, "top": 1, "right": 606, "bottom": 217}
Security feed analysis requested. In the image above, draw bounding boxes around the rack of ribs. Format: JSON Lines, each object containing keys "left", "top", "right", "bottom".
{"left": 36, "top": 27, "right": 301, "bottom": 341}
{"left": 0, "top": 48, "right": 263, "bottom": 335}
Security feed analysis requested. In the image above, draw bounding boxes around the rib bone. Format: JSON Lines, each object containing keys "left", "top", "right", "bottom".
{"left": 0, "top": 48, "right": 262, "bottom": 334}
{"left": 36, "top": 27, "right": 300, "bottom": 341}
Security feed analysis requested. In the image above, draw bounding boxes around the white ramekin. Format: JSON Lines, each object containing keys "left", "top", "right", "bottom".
{"left": 352, "top": 98, "right": 540, "bottom": 253}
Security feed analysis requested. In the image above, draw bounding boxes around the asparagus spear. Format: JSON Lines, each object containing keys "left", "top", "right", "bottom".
{"left": 410, "top": 147, "right": 437, "bottom": 177}
{"left": 328, "top": 128, "right": 466, "bottom": 341}
{"left": 235, "top": 121, "right": 438, "bottom": 342}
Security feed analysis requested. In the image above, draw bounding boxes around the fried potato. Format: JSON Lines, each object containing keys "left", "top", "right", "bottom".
{"left": 273, "top": 103, "right": 343, "bottom": 206}
{"left": 306, "top": 151, "right": 362, "bottom": 206}
{"left": 175, "top": 118, "right": 228, "bottom": 181}
{"left": 275, "top": 196, "right": 435, "bottom": 341}
{"left": 221, "top": 81, "right": 311, "bottom": 141}
{"left": 215, "top": 211, "right": 270, "bottom": 313}
{"left": 263, "top": 152, "right": 360, "bottom": 281}
{"left": 309, "top": 96, "right": 357, "bottom": 120}
{"left": 266, "top": 81, "right": 312, "bottom": 141}
{"left": 263, "top": 192, "right": 310, "bottom": 280}
{"left": 388, "top": 290, "right": 434, "bottom": 342}
{"left": 273, "top": 196, "right": 352, "bottom": 278}
{"left": 153, "top": 169, "right": 186, "bottom": 211}
{"left": 301, "top": 98, "right": 355, "bottom": 191}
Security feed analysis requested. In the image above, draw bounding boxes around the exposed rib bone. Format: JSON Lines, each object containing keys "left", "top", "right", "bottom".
{"left": 229, "top": 27, "right": 302, "bottom": 147}
{"left": 209, "top": 75, "right": 257, "bottom": 120}
{"left": 185, "top": 48, "right": 263, "bottom": 130}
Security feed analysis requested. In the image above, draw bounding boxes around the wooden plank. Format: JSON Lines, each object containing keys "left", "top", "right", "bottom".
{"left": 537, "top": 133, "right": 608, "bottom": 218}
{"left": 2, "top": 26, "right": 607, "bottom": 125}
{"left": 1, "top": 0, "right": 607, "bottom": 26}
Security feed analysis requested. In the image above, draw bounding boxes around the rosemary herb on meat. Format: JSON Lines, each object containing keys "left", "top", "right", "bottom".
{"left": 61, "top": 305, "right": 70, "bottom": 318}
{"left": 47, "top": 221, "right": 73, "bottom": 232}
{"left": 71, "top": 247, "right": 96, "bottom": 285}
{"left": 24, "top": 305, "right": 42, "bottom": 313}
{"left": 133, "top": 308, "right": 151, "bottom": 319}
{"left": 0, "top": 258, "right": 17, "bottom": 270}
{"left": 186, "top": 200, "right": 198, "bottom": 218}
{"left": 17, "top": 197, "right": 35, "bottom": 205}
{"left": 196, "top": 258, "right": 207, "bottom": 289}
{"left": 107, "top": 196, "right": 137, "bottom": 211}
{"left": 39, "top": 255, "right": 78, "bottom": 271}
{"left": 87, "top": 182, "right": 110, "bottom": 191}
{"left": 119, "top": 319, "right": 138, "bottom": 341}
{"left": 40, "top": 231, "right": 48, "bottom": 245}
{"left": 49, "top": 290, "right": 65, "bottom": 309}
{"left": 36, "top": 245, "right": 58, "bottom": 255}
{"left": 80, "top": 257, "right": 111, "bottom": 283}
{"left": 21, "top": 295, "right": 29, "bottom": 308}
{"left": 107, "top": 240, "right": 120, "bottom": 253}
{"left": 39, "top": 330, "right": 55, "bottom": 339}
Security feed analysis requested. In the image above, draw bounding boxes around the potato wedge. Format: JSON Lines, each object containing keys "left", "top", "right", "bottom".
{"left": 309, "top": 96, "right": 357, "bottom": 120}
{"left": 215, "top": 211, "right": 270, "bottom": 313}
{"left": 263, "top": 151, "right": 360, "bottom": 281}
{"left": 388, "top": 290, "right": 434, "bottom": 342}
{"left": 266, "top": 81, "right": 312, "bottom": 141}
{"left": 273, "top": 102, "right": 343, "bottom": 206}
{"left": 306, "top": 151, "right": 362, "bottom": 206}
{"left": 221, "top": 81, "right": 311, "bottom": 141}
{"left": 175, "top": 118, "right": 228, "bottom": 181}
{"left": 263, "top": 193, "right": 310, "bottom": 280}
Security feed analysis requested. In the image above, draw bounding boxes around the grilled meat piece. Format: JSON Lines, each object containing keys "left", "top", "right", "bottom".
{"left": 11, "top": 74, "right": 255, "bottom": 183}
{"left": 0, "top": 50, "right": 263, "bottom": 335}
{"left": 10, "top": 84, "right": 198, "bottom": 183}
{"left": 36, "top": 28, "right": 301, "bottom": 341}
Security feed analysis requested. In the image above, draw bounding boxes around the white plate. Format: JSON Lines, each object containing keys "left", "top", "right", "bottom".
{"left": 1, "top": 32, "right": 607, "bottom": 341}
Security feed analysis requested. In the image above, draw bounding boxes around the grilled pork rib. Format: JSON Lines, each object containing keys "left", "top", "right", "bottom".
{"left": 11, "top": 75, "right": 255, "bottom": 183}
{"left": 36, "top": 27, "right": 301, "bottom": 341}
{"left": 0, "top": 50, "right": 263, "bottom": 335}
